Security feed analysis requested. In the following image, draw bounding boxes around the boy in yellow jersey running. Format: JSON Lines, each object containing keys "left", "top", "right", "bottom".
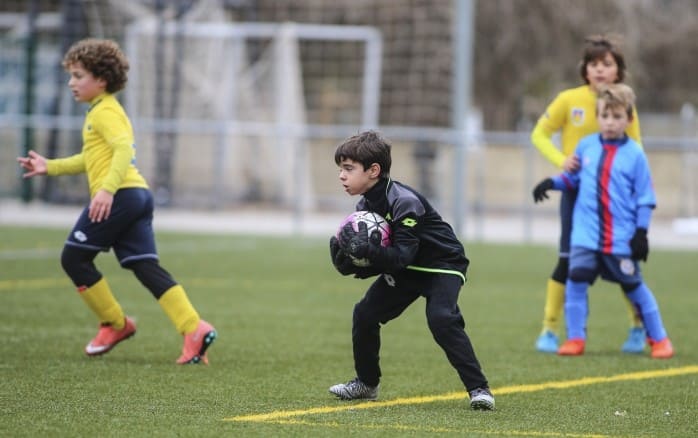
{"left": 530, "top": 35, "right": 644, "bottom": 353}
{"left": 17, "top": 38, "right": 216, "bottom": 364}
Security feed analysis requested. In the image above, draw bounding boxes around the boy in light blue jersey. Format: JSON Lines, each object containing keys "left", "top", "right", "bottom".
{"left": 531, "top": 35, "right": 644, "bottom": 354}
{"left": 532, "top": 83, "right": 673, "bottom": 359}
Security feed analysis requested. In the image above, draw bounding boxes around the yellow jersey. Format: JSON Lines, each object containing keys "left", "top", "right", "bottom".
{"left": 531, "top": 85, "right": 642, "bottom": 168}
{"left": 46, "top": 93, "right": 148, "bottom": 197}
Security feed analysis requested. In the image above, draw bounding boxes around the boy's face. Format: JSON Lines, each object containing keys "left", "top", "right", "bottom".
{"left": 596, "top": 102, "right": 631, "bottom": 140}
{"left": 585, "top": 52, "right": 619, "bottom": 91}
{"left": 66, "top": 62, "right": 106, "bottom": 103}
{"left": 337, "top": 158, "right": 380, "bottom": 196}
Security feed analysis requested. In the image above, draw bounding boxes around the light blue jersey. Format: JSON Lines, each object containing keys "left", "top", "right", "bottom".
{"left": 552, "top": 134, "right": 655, "bottom": 255}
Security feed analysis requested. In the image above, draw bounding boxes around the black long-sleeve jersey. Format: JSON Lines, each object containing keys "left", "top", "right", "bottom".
{"left": 356, "top": 177, "right": 469, "bottom": 280}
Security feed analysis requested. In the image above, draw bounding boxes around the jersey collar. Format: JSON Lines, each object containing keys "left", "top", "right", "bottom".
{"left": 599, "top": 134, "right": 629, "bottom": 146}
{"left": 87, "top": 92, "right": 110, "bottom": 113}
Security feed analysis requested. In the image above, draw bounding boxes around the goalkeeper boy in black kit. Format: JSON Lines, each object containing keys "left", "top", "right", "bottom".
{"left": 328, "top": 130, "right": 494, "bottom": 410}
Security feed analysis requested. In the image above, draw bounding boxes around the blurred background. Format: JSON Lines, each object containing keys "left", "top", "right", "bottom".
{"left": 1, "top": 0, "right": 697, "bottom": 240}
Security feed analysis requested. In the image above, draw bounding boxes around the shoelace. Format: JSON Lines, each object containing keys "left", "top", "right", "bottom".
{"left": 470, "top": 388, "right": 489, "bottom": 397}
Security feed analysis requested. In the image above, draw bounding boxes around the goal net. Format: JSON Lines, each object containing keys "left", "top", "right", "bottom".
{"left": 123, "top": 21, "right": 312, "bottom": 209}
{"left": 119, "top": 15, "right": 382, "bottom": 213}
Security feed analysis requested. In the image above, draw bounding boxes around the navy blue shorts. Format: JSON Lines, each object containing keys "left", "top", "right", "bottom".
{"left": 569, "top": 246, "right": 643, "bottom": 286}
{"left": 65, "top": 188, "right": 159, "bottom": 266}
{"left": 558, "top": 188, "right": 577, "bottom": 257}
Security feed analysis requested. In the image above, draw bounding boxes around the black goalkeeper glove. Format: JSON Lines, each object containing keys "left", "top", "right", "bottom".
{"left": 532, "top": 178, "right": 554, "bottom": 203}
{"left": 630, "top": 228, "right": 649, "bottom": 261}
{"left": 330, "top": 236, "right": 356, "bottom": 275}
{"left": 338, "top": 222, "right": 382, "bottom": 261}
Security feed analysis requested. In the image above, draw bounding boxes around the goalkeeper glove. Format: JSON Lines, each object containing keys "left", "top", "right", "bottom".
{"left": 532, "top": 178, "right": 554, "bottom": 203}
{"left": 330, "top": 236, "right": 356, "bottom": 275}
{"left": 630, "top": 228, "right": 649, "bottom": 261}
{"left": 338, "top": 221, "right": 382, "bottom": 261}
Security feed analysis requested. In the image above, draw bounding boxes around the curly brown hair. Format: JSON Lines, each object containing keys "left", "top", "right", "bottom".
{"left": 62, "top": 38, "right": 129, "bottom": 93}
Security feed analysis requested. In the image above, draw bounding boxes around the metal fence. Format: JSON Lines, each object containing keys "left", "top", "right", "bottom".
{"left": 3, "top": 111, "right": 697, "bottom": 236}
{"left": 2, "top": 1, "right": 697, "bottom": 241}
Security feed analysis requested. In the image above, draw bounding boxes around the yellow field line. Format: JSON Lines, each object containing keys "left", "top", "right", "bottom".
{"left": 225, "top": 365, "right": 698, "bottom": 423}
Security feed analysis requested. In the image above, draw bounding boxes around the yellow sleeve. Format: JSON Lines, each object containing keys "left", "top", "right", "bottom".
{"left": 531, "top": 94, "right": 568, "bottom": 168}
{"left": 531, "top": 123, "right": 565, "bottom": 168}
{"left": 627, "top": 107, "right": 642, "bottom": 148}
{"left": 46, "top": 153, "right": 86, "bottom": 176}
{"left": 94, "top": 108, "right": 134, "bottom": 194}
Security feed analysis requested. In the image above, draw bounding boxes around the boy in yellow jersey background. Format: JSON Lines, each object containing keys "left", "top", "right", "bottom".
{"left": 530, "top": 35, "right": 644, "bottom": 354}
{"left": 17, "top": 38, "right": 216, "bottom": 364}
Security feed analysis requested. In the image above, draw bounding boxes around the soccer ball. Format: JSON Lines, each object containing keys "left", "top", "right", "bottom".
{"left": 337, "top": 210, "right": 392, "bottom": 267}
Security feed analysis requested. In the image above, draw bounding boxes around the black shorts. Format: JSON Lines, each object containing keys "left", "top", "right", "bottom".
{"left": 64, "top": 188, "right": 158, "bottom": 266}
{"left": 558, "top": 188, "right": 578, "bottom": 257}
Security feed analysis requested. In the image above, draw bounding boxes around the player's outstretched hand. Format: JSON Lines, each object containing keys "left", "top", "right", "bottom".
{"left": 630, "top": 228, "right": 649, "bottom": 261}
{"left": 330, "top": 236, "right": 355, "bottom": 275}
{"left": 532, "top": 178, "right": 554, "bottom": 203}
{"left": 17, "top": 150, "right": 48, "bottom": 178}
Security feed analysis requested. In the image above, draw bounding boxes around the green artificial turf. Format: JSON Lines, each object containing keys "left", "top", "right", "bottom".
{"left": 1, "top": 226, "right": 696, "bottom": 437}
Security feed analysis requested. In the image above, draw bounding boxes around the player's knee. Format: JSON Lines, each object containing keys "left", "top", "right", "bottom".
{"left": 551, "top": 257, "right": 569, "bottom": 283}
{"left": 352, "top": 300, "right": 380, "bottom": 328}
{"left": 60, "top": 245, "right": 100, "bottom": 286}
{"left": 60, "top": 246, "right": 90, "bottom": 274}
{"left": 568, "top": 266, "right": 595, "bottom": 283}
{"left": 426, "top": 306, "right": 464, "bottom": 333}
{"left": 620, "top": 282, "right": 641, "bottom": 293}
{"left": 352, "top": 302, "right": 368, "bottom": 324}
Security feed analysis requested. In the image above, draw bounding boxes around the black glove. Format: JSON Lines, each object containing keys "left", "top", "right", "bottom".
{"left": 532, "top": 178, "right": 554, "bottom": 203}
{"left": 330, "top": 236, "right": 356, "bottom": 275}
{"left": 630, "top": 228, "right": 649, "bottom": 261}
{"left": 338, "top": 222, "right": 382, "bottom": 261}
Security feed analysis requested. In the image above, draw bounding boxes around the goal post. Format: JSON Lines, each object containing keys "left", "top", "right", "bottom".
{"left": 123, "top": 20, "right": 382, "bottom": 210}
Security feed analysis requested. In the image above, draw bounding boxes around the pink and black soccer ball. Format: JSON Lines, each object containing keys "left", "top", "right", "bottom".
{"left": 337, "top": 210, "right": 392, "bottom": 266}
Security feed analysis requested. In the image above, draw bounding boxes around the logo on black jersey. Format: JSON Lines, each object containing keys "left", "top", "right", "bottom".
{"left": 402, "top": 218, "right": 417, "bottom": 227}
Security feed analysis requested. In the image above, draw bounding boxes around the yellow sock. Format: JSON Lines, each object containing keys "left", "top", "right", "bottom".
{"left": 542, "top": 279, "right": 566, "bottom": 333}
{"left": 78, "top": 277, "right": 125, "bottom": 329}
{"left": 158, "top": 285, "right": 200, "bottom": 335}
{"left": 624, "top": 293, "right": 644, "bottom": 328}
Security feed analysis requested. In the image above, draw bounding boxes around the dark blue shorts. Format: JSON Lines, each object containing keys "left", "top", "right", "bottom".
{"left": 558, "top": 188, "right": 577, "bottom": 257}
{"left": 569, "top": 246, "right": 643, "bottom": 286}
{"left": 65, "top": 188, "right": 158, "bottom": 266}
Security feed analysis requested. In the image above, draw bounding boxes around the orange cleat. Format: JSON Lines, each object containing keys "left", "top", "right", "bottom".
{"left": 557, "top": 338, "right": 585, "bottom": 356}
{"left": 176, "top": 319, "right": 217, "bottom": 364}
{"left": 649, "top": 337, "right": 674, "bottom": 359}
{"left": 85, "top": 317, "right": 136, "bottom": 356}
